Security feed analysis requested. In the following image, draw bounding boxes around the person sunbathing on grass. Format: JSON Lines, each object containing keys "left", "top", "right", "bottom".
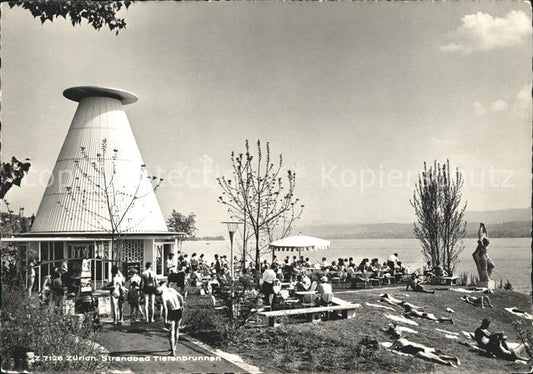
{"left": 382, "top": 323, "right": 402, "bottom": 339}
{"left": 380, "top": 293, "right": 421, "bottom": 310}
{"left": 380, "top": 293, "right": 404, "bottom": 306}
{"left": 461, "top": 295, "right": 494, "bottom": 309}
{"left": 389, "top": 337, "right": 460, "bottom": 367}
{"left": 474, "top": 319, "right": 529, "bottom": 361}
{"left": 402, "top": 303, "right": 453, "bottom": 324}
{"left": 406, "top": 274, "right": 435, "bottom": 294}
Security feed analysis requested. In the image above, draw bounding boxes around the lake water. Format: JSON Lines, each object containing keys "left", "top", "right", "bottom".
{"left": 182, "top": 238, "right": 531, "bottom": 295}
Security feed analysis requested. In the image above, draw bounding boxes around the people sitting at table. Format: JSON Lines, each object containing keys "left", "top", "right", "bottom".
{"left": 387, "top": 252, "right": 399, "bottom": 272}
{"left": 317, "top": 276, "right": 334, "bottom": 305}
{"left": 406, "top": 274, "right": 435, "bottom": 294}
{"left": 295, "top": 275, "right": 308, "bottom": 291}
{"left": 433, "top": 261, "right": 448, "bottom": 278}
{"left": 370, "top": 258, "right": 381, "bottom": 278}
{"left": 357, "top": 258, "right": 370, "bottom": 273}
{"left": 397, "top": 261, "right": 409, "bottom": 274}
{"left": 301, "top": 273, "right": 312, "bottom": 290}
{"left": 346, "top": 265, "right": 357, "bottom": 281}
{"left": 423, "top": 261, "right": 433, "bottom": 276}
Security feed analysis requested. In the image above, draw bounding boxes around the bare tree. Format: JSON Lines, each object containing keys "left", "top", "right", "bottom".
{"left": 411, "top": 160, "right": 467, "bottom": 274}
{"left": 217, "top": 140, "right": 304, "bottom": 269}
{"left": 58, "top": 139, "right": 162, "bottom": 260}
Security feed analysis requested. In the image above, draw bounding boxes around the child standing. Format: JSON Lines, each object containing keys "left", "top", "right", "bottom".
{"left": 128, "top": 281, "right": 142, "bottom": 323}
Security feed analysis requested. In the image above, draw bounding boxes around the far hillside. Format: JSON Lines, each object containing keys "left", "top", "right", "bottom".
{"left": 295, "top": 208, "right": 531, "bottom": 240}
{"left": 464, "top": 207, "right": 531, "bottom": 224}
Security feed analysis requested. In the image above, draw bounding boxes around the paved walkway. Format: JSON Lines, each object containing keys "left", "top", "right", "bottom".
{"left": 96, "top": 319, "right": 248, "bottom": 373}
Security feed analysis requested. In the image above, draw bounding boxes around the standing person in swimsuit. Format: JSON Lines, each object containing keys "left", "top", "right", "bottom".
{"left": 27, "top": 258, "right": 39, "bottom": 298}
{"left": 156, "top": 282, "right": 185, "bottom": 356}
{"left": 140, "top": 262, "right": 158, "bottom": 323}
{"left": 110, "top": 265, "right": 126, "bottom": 326}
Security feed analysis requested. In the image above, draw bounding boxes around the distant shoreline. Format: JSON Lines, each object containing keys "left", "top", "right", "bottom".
{"left": 294, "top": 220, "right": 531, "bottom": 240}
{"left": 188, "top": 235, "right": 530, "bottom": 242}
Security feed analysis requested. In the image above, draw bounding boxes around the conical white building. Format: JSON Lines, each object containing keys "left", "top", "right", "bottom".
{"left": 8, "top": 86, "right": 180, "bottom": 289}
{"left": 32, "top": 86, "right": 168, "bottom": 234}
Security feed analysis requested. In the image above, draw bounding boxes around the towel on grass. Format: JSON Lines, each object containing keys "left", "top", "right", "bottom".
{"left": 450, "top": 287, "right": 486, "bottom": 293}
{"left": 436, "top": 328, "right": 459, "bottom": 335}
{"left": 445, "top": 335, "right": 460, "bottom": 340}
{"left": 384, "top": 313, "right": 419, "bottom": 326}
{"left": 505, "top": 307, "right": 533, "bottom": 320}
{"left": 396, "top": 325, "right": 418, "bottom": 334}
{"left": 365, "top": 302, "right": 395, "bottom": 311}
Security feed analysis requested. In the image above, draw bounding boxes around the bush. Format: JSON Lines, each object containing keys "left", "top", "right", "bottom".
{"left": 468, "top": 274, "right": 479, "bottom": 286}
{"left": 503, "top": 279, "right": 513, "bottom": 290}
{"left": 514, "top": 320, "right": 533, "bottom": 360}
{"left": 183, "top": 291, "right": 265, "bottom": 347}
{"left": 0, "top": 286, "right": 110, "bottom": 372}
{"left": 182, "top": 294, "right": 233, "bottom": 347}
{"left": 458, "top": 272, "right": 469, "bottom": 286}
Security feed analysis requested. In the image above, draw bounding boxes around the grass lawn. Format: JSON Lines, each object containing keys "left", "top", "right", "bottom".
{"left": 216, "top": 287, "right": 531, "bottom": 373}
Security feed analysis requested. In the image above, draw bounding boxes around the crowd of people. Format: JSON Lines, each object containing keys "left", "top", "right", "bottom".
{"left": 147, "top": 251, "right": 419, "bottom": 308}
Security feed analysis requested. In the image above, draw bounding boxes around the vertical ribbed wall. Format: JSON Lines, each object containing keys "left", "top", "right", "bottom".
{"left": 31, "top": 92, "right": 168, "bottom": 233}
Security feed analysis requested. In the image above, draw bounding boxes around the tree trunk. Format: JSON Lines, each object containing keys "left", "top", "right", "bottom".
{"left": 255, "top": 229, "right": 260, "bottom": 270}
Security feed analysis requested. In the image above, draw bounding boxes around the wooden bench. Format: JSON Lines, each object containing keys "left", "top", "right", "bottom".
{"left": 433, "top": 276, "right": 459, "bottom": 285}
{"left": 331, "top": 296, "right": 351, "bottom": 306}
{"left": 257, "top": 304, "right": 359, "bottom": 327}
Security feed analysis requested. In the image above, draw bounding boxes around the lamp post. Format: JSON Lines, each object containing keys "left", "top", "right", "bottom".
{"left": 222, "top": 221, "right": 242, "bottom": 286}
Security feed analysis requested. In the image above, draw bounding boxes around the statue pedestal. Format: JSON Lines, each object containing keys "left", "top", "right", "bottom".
{"left": 478, "top": 280, "right": 495, "bottom": 291}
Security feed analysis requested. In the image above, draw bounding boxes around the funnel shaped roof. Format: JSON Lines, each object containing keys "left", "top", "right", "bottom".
{"left": 31, "top": 86, "right": 168, "bottom": 234}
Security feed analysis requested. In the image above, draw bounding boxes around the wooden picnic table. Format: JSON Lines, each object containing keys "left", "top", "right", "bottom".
{"left": 257, "top": 303, "right": 358, "bottom": 327}
{"left": 295, "top": 291, "right": 316, "bottom": 296}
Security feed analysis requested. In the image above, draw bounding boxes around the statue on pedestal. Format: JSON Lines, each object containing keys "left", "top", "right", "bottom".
{"left": 472, "top": 223, "right": 495, "bottom": 282}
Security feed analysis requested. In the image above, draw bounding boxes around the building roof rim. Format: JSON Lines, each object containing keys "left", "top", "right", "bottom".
{"left": 63, "top": 86, "right": 138, "bottom": 105}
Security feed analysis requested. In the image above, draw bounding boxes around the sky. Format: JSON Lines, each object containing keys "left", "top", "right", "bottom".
{"left": 2, "top": 2, "right": 531, "bottom": 237}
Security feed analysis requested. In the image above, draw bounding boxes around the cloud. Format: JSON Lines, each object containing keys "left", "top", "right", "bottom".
{"left": 441, "top": 10, "right": 531, "bottom": 53}
{"left": 512, "top": 85, "right": 532, "bottom": 118}
{"left": 473, "top": 86, "right": 530, "bottom": 118}
{"left": 489, "top": 100, "right": 509, "bottom": 112}
{"left": 473, "top": 102, "right": 486, "bottom": 116}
